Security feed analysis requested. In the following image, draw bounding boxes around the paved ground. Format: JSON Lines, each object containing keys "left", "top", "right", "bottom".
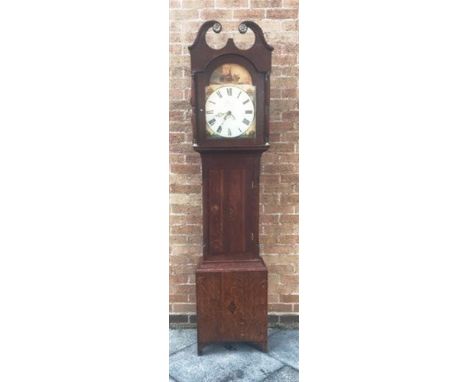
{"left": 169, "top": 329, "right": 298, "bottom": 382}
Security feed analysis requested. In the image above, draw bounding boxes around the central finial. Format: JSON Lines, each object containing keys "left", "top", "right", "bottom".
{"left": 212, "top": 22, "right": 222, "bottom": 33}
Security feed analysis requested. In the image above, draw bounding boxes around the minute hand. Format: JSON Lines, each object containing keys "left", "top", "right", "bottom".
{"left": 220, "top": 111, "right": 232, "bottom": 125}
{"left": 218, "top": 112, "right": 229, "bottom": 129}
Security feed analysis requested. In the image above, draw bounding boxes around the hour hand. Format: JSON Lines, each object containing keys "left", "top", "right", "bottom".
{"left": 224, "top": 110, "right": 235, "bottom": 120}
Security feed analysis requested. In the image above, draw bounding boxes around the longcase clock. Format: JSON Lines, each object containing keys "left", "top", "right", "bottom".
{"left": 189, "top": 20, "right": 273, "bottom": 355}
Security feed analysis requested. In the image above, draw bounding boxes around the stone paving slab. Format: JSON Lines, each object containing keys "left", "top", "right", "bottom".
{"left": 169, "top": 329, "right": 197, "bottom": 355}
{"left": 267, "top": 330, "right": 299, "bottom": 369}
{"left": 169, "top": 329, "right": 298, "bottom": 382}
{"left": 170, "top": 342, "right": 284, "bottom": 382}
{"left": 262, "top": 366, "right": 298, "bottom": 382}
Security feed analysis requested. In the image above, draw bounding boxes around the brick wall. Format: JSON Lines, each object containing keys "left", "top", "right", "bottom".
{"left": 169, "top": 0, "right": 299, "bottom": 320}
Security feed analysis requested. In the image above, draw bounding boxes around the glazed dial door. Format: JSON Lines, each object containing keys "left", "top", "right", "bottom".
{"left": 205, "top": 63, "right": 256, "bottom": 139}
{"left": 205, "top": 86, "right": 255, "bottom": 138}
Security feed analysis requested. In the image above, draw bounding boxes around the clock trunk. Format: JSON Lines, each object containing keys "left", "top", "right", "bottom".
{"left": 202, "top": 152, "right": 260, "bottom": 261}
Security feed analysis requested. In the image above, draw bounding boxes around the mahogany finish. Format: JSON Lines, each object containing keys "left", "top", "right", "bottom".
{"left": 202, "top": 152, "right": 261, "bottom": 261}
{"left": 196, "top": 259, "right": 268, "bottom": 354}
{"left": 189, "top": 20, "right": 272, "bottom": 150}
{"left": 189, "top": 20, "right": 273, "bottom": 355}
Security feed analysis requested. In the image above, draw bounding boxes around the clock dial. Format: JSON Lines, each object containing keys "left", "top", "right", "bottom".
{"left": 205, "top": 85, "right": 255, "bottom": 138}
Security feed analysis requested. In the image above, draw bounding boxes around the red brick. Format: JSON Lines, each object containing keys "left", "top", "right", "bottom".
{"left": 281, "top": 88, "right": 297, "bottom": 98}
{"left": 200, "top": 9, "right": 233, "bottom": 19}
{"left": 172, "top": 303, "right": 196, "bottom": 313}
{"left": 260, "top": 214, "right": 280, "bottom": 224}
{"left": 170, "top": 274, "right": 190, "bottom": 284}
{"left": 251, "top": 0, "right": 282, "bottom": 7}
{"left": 277, "top": 235, "right": 298, "bottom": 244}
{"left": 282, "top": 0, "right": 299, "bottom": 6}
{"left": 268, "top": 303, "right": 293, "bottom": 312}
{"left": 282, "top": 20, "right": 298, "bottom": 31}
{"left": 270, "top": 88, "right": 281, "bottom": 98}
{"left": 263, "top": 163, "right": 298, "bottom": 174}
{"left": 170, "top": 100, "right": 188, "bottom": 110}
{"left": 280, "top": 173, "right": 298, "bottom": 183}
{"left": 186, "top": 235, "right": 202, "bottom": 245}
{"left": 171, "top": 284, "right": 196, "bottom": 294}
{"left": 280, "top": 294, "right": 299, "bottom": 303}
{"left": 262, "top": 244, "right": 298, "bottom": 255}
{"left": 171, "top": 204, "right": 201, "bottom": 215}
{"left": 282, "top": 110, "right": 298, "bottom": 121}
{"left": 268, "top": 294, "right": 280, "bottom": 303}
{"left": 182, "top": 0, "right": 214, "bottom": 9}
{"left": 272, "top": 143, "right": 296, "bottom": 153}
{"left": 169, "top": 184, "right": 201, "bottom": 193}
{"left": 170, "top": 164, "right": 200, "bottom": 174}
{"left": 280, "top": 193, "right": 299, "bottom": 204}
{"left": 268, "top": 264, "right": 295, "bottom": 273}
{"left": 277, "top": 153, "right": 298, "bottom": 163}
{"left": 261, "top": 174, "right": 281, "bottom": 183}
{"left": 259, "top": 234, "right": 278, "bottom": 244}
{"left": 273, "top": 54, "right": 297, "bottom": 66}
{"left": 170, "top": 9, "right": 199, "bottom": 20}
{"left": 266, "top": 9, "right": 298, "bottom": 19}
{"left": 169, "top": 44, "right": 182, "bottom": 55}
{"left": 280, "top": 274, "right": 298, "bottom": 285}
{"left": 171, "top": 264, "right": 198, "bottom": 275}
{"left": 280, "top": 66, "right": 299, "bottom": 77}
{"left": 169, "top": 111, "right": 184, "bottom": 121}
{"left": 169, "top": 132, "right": 185, "bottom": 144}
{"left": 170, "top": 294, "right": 188, "bottom": 303}
{"left": 170, "top": 246, "right": 200, "bottom": 256}
{"left": 215, "top": 0, "right": 248, "bottom": 7}
{"left": 263, "top": 224, "right": 297, "bottom": 236}
{"left": 232, "top": 9, "right": 265, "bottom": 19}
{"left": 274, "top": 42, "right": 298, "bottom": 55}
{"left": 279, "top": 214, "right": 299, "bottom": 224}
{"left": 170, "top": 225, "right": 202, "bottom": 235}
{"left": 262, "top": 203, "right": 295, "bottom": 215}
{"left": 169, "top": 123, "right": 192, "bottom": 134}
{"left": 170, "top": 235, "right": 188, "bottom": 244}
{"left": 187, "top": 293, "right": 196, "bottom": 302}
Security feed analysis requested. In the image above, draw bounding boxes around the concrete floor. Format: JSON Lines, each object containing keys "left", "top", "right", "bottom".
{"left": 169, "top": 329, "right": 299, "bottom": 382}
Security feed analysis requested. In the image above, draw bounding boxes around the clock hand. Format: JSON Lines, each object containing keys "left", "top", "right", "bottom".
{"left": 223, "top": 112, "right": 230, "bottom": 121}
{"left": 217, "top": 111, "right": 233, "bottom": 131}
{"left": 226, "top": 110, "right": 234, "bottom": 119}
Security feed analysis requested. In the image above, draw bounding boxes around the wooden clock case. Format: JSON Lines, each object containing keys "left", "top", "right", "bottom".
{"left": 189, "top": 20, "right": 273, "bottom": 355}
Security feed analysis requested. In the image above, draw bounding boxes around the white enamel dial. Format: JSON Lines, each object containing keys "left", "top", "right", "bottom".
{"left": 205, "top": 86, "right": 255, "bottom": 138}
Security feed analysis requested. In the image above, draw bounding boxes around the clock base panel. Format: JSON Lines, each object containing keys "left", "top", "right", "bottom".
{"left": 196, "top": 258, "right": 268, "bottom": 356}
